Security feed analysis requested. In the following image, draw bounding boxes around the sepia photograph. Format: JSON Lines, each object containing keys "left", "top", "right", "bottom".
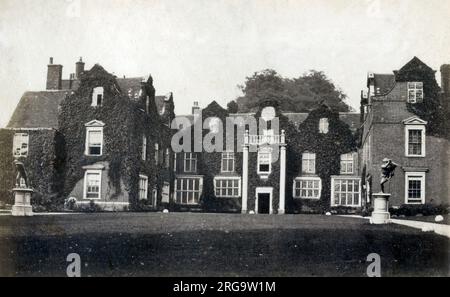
{"left": 0, "top": 0, "right": 449, "bottom": 287}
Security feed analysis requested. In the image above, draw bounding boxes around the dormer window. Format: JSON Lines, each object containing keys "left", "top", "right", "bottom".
{"left": 407, "top": 82, "right": 423, "bottom": 103}
{"left": 92, "top": 87, "right": 104, "bottom": 107}
{"left": 319, "top": 118, "right": 329, "bottom": 134}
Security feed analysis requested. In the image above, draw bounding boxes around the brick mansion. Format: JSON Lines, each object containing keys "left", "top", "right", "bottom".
{"left": 0, "top": 57, "right": 449, "bottom": 213}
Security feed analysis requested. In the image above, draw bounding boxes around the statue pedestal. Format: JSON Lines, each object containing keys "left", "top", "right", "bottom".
{"left": 370, "top": 192, "right": 390, "bottom": 224}
{"left": 11, "top": 188, "right": 34, "bottom": 217}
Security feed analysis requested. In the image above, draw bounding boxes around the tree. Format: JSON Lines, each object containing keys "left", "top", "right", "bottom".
{"left": 233, "top": 69, "right": 351, "bottom": 112}
{"left": 226, "top": 100, "right": 238, "bottom": 113}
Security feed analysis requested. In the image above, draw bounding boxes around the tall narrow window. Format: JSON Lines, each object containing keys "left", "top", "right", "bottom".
{"left": 85, "top": 120, "right": 105, "bottom": 156}
{"left": 407, "top": 82, "right": 423, "bottom": 103}
{"left": 221, "top": 152, "right": 235, "bottom": 172}
{"left": 165, "top": 148, "right": 170, "bottom": 168}
{"left": 139, "top": 174, "right": 148, "bottom": 200}
{"left": 142, "top": 135, "right": 147, "bottom": 161}
{"left": 13, "top": 132, "right": 29, "bottom": 157}
{"left": 257, "top": 148, "right": 272, "bottom": 175}
{"left": 319, "top": 118, "right": 329, "bottom": 134}
{"left": 408, "top": 130, "right": 422, "bottom": 155}
{"left": 145, "top": 96, "right": 150, "bottom": 113}
{"left": 84, "top": 170, "right": 101, "bottom": 199}
{"left": 86, "top": 129, "right": 103, "bottom": 155}
{"left": 184, "top": 152, "right": 197, "bottom": 172}
{"left": 154, "top": 143, "right": 159, "bottom": 164}
{"left": 340, "top": 153, "right": 354, "bottom": 174}
{"left": 92, "top": 87, "right": 104, "bottom": 106}
{"left": 302, "top": 152, "right": 316, "bottom": 174}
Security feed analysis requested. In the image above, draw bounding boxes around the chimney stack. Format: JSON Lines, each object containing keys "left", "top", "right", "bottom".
{"left": 192, "top": 101, "right": 200, "bottom": 115}
{"left": 440, "top": 64, "right": 450, "bottom": 95}
{"left": 75, "top": 57, "right": 85, "bottom": 79}
{"left": 46, "top": 57, "right": 63, "bottom": 90}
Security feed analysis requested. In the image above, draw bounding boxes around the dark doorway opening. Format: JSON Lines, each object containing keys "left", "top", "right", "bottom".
{"left": 258, "top": 193, "right": 270, "bottom": 214}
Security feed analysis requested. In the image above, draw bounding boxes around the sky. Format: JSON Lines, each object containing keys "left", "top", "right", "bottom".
{"left": 0, "top": 0, "right": 449, "bottom": 127}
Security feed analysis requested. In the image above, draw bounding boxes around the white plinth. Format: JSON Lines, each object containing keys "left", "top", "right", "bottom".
{"left": 370, "top": 192, "right": 390, "bottom": 224}
{"left": 11, "top": 188, "right": 34, "bottom": 217}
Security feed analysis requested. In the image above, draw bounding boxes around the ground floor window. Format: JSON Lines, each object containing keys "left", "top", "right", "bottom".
{"left": 161, "top": 182, "right": 170, "bottom": 203}
{"left": 139, "top": 174, "right": 148, "bottom": 200}
{"left": 293, "top": 177, "right": 321, "bottom": 199}
{"left": 175, "top": 177, "right": 202, "bottom": 204}
{"left": 331, "top": 177, "right": 361, "bottom": 207}
{"left": 405, "top": 172, "right": 425, "bottom": 204}
{"left": 84, "top": 170, "right": 102, "bottom": 199}
{"left": 214, "top": 177, "right": 240, "bottom": 198}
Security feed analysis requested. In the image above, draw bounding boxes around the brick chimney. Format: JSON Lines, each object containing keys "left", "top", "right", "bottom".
{"left": 46, "top": 57, "right": 63, "bottom": 90}
{"left": 192, "top": 101, "right": 200, "bottom": 115}
{"left": 440, "top": 64, "right": 450, "bottom": 95}
{"left": 75, "top": 57, "right": 85, "bottom": 79}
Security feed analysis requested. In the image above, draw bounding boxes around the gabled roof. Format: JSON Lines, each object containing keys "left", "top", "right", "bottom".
{"left": 7, "top": 90, "right": 69, "bottom": 129}
{"left": 116, "top": 77, "right": 144, "bottom": 100}
{"left": 175, "top": 111, "right": 360, "bottom": 131}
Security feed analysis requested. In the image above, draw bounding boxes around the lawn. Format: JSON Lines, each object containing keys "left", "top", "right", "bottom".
{"left": 0, "top": 212, "right": 448, "bottom": 277}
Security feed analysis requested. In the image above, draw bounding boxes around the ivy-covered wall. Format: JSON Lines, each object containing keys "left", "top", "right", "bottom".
{"left": 286, "top": 104, "right": 357, "bottom": 213}
{"left": 0, "top": 129, "right": 64, "bottom": 209}
{"left": 58, "top": 64, "right": 174, "bottom": 211}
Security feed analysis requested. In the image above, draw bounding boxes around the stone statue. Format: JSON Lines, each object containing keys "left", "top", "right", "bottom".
{"left": 14, "top": 160, "right": 29, "bottom": 188}
{"left": 380, "top": 158, "right": 398, "bottom": 193}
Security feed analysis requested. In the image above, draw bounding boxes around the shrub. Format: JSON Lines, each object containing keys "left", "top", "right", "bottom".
{"left": 389, "top": 203, "right": 449, "bottom": 217}
{"left": 75, "top": 200, "right": 103, "bottom": 212}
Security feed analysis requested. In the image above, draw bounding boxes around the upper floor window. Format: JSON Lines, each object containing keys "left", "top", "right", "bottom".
{"left": 154, "top": 143, "right": 159, "bottom": 164}
{"left": 221, "top": 152, "right": 235, "bottom": 172}
{"left": 92, "top": 87, "right": 104, "bottom": 107}
{"left": 302, "top": 152, "right": 316, "bottom": 174}
{"left": 142, "top": 135, "right": 147, "bottom": 161}
{"left": 340, "top": 153, "right": 354, "bottom": 174}
{"left": 403, "top": 117, "right": 427, "bottom": 157}
{"left": 184, "top": 152, "right": 197, "bottom": 172}
{"left": 319, "top": 118, "right": 329, "bottom": 134}
{"left": 257, "top": 148, "right": 272, "bottom": 175}
{"left": 407, "top": 82, "right": 423, "bottom": 103}
{"left": 13, "top": 132, "right": 29, "bottom": 157}
{"left": 84, "top": 120, "right": 105, "bottom": 156}
{"left": 145, "top": 96, "right": 150, "bottom": 113}
{"left": 165, "top": 148, "right": 170, "bottom": 168}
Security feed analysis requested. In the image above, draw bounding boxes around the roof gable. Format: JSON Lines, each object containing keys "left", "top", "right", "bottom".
{"left": 85, "top": 120, "right": 105, "bottom": 127}
{"left": 402, "top": 116, "right": 428, "bottom": 125}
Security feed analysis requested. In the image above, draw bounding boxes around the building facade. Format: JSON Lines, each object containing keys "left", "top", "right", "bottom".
{"left": 1, "top": 56, "right": 448, "bottom": 213}
{"left": 359, "top": 57, "right": 450, "bottom": 208}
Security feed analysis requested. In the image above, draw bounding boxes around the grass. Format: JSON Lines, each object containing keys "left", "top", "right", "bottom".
{"left": 0, "top": 212, "right": 448, "bottom": 277}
